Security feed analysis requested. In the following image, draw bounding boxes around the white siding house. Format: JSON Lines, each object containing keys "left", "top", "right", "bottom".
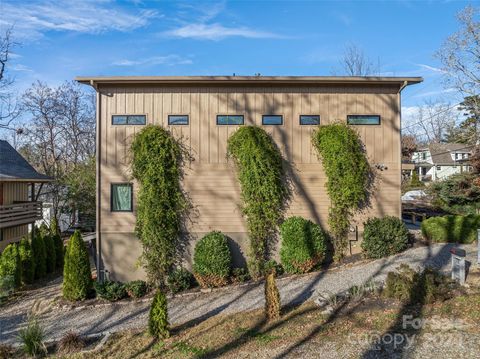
{"left": 411, "top": 143, "right": 473, "bottom": 181}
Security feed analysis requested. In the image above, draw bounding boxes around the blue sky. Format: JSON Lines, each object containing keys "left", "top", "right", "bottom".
{"left": 0, "top": 0, "right": 474, "bottom": 112}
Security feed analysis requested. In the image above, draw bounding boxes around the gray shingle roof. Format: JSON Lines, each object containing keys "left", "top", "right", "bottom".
{"left": 0, "top": 140, "right": 52, "bottom": 182}
{"left": 429, "top": 143, "right": 474, "bottom": 165}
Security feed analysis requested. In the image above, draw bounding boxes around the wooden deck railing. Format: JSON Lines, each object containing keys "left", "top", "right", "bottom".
{"left": 0, "top": 202, "right": 43, "bottom": 229}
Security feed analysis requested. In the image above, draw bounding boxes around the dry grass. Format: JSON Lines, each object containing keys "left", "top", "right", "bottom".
{"left": 59, "top": 296, "right": 409, "bottom": 359}
{"left": 57, "top": 286, "right": 480, "bottom": 359}
{"left": 57, "top": 331, "right": 85, "bottom": 355}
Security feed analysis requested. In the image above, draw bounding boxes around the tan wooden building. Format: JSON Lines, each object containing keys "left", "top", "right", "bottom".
{"left": 77, "top": 76, "right": 422, "bottom": 281}
{"left": 0, "top": 140, "right": 52, "bottom": 251}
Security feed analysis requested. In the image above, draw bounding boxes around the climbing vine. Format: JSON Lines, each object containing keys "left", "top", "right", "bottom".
{"left": 131, "top": 125, "right": 186, "bottom": 286}
{"left": 227, "top": 126, "right": 289, "bottom": 279}
{"left": 312, "top": 122, "right": 371, "bottom": 260}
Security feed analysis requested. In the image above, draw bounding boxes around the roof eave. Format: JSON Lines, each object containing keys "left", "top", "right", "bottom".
{"left": 75, "top": 76, "right": 423, "bottom": 87}
{"left": 0, "top": 177, "right": 53, "bottom": 183}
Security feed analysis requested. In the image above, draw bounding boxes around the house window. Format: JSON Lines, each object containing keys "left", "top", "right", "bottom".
{"left": 112, "top": 115, "right": 146, "bottom": 125}
{"left": 217, "top": 115, "right": 244, "bottom": 125}
{"left": 436, "top": 166, "right": 441, "bottom": 171}
{"left": 347, "top": 115, "right": 381, "bottom": 125}
{"left": 422, "top": 152, "right": 427, "bottom": 161}
{"left": 168, "top": 115, "right": 189, "bottom": 125}
{"left": 111, "top": 183, "right": 133, "bottom": 212}
{"left": 300, "top": 115, "right": 320, "bottom": 125}
{"left": 262, "top": 115, "right": 283, "bottom": 125}
{"left": 0, "top": 229, "right": 3, "bottom": 242}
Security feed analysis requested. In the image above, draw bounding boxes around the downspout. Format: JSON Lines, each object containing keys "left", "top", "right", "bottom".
{"left": 397, "top": 81, "right": 408, "bottom": 218}
{"left": 91, "top": 80, "right": 103, "bottom": 283}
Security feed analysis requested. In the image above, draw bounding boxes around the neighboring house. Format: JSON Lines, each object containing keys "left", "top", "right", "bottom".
{"left": 77, "top": 75, "right": 422, "bottom": 281}
{"left": 410, "top": 143, "right": 474, "bottom": 182}
{"left": 0, "top": 140, "right": 52, "bottom": 251}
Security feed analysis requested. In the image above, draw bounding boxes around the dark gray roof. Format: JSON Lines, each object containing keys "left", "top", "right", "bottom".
{"left": 0, "top": 140, "right": 52, "bottom": 182}
{"left": 429, "top": 143, "right": 474, "bottom": 165}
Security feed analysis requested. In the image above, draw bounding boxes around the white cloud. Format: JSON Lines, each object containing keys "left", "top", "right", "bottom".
{"left": 0, "top": 0, "right": 160, "bottom": 39}
{"left": 416, "top": 64, "right": 447, "bottom": 74}
{"left": 112, "top": 55, "right": 193, "bottom": 66}
{"left": 162, "top": 23, "right": 284, "bottom": 40}
{"left": 412, "top": 88, "right": 457, "bottom": 98}
{"left": 10, "top": 64, "right": 34, "bottom": 72}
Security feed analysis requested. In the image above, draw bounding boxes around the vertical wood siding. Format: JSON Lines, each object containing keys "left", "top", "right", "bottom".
{"left": 98, "top": 85, "right": 401, "bottom": 235}
{"left": 1, "top": 182, "right": 29, "bottom": 250}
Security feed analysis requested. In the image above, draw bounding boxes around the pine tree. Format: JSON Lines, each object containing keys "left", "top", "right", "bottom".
{"left": 50, "top": 217, "right": 64, "bottom": 269}
{"left": 148, "top": 290, "right": 170, "bottom": 338}
{"left": 18, "top": 237, "right": 35, "bottom": 285}
{"left": 62, "top": 231, "right": 92, "bottom": 301}
{"left": 31, "top": 231, "right": 47, "bottom": 280}
{"left": 44, "top": 235, "right": 56, "bottom": 274}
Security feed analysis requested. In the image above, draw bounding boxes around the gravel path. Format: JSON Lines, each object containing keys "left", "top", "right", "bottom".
{"left": 0, "top": 243, "right": 477, "bottom": 345}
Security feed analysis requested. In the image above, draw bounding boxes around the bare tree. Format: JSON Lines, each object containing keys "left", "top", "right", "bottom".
{"left": 436, "top": 6, "right": 480, "bottom": 96}
{"left": 0, "top": 26, "right": 20, "bottom": 128}
{"left": 401, "top": 135, "right": 417, "bottom": 161}
{"left": 337, "top": 43, "right": 381, "bottom": 76}
{"left": 20, "top": 81, "right": 95, "bottom": 224}
{"left": 403, "top": 100, "right": 458, "bottom": 144}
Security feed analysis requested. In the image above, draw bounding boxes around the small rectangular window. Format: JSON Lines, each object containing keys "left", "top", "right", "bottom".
{"left": 168, "top": 115, "right": 189, "bottom": 125}
{"left": 436, "top": 166, "right": 441, "bottom": 171}
{"left": 217, "top": 115, "right": 244, "bottom": 125}
{"left": 262, "top": 115, "right": 283, "bottom": 125}
{"left": 300, "top": 115, "right": 320, "bottom": 125}
{"left": 111, "top": 183, "right": 133, "bottom": 212}
{"left": 347, "top": 115, "right": 380, "bottom": 125}
{"left": 112, "top": 115, "right": 146, "bottom": 125}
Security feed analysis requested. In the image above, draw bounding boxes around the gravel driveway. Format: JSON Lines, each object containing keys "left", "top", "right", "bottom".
{"left": 0, "top": 243, "right": 476, "bottom": 345}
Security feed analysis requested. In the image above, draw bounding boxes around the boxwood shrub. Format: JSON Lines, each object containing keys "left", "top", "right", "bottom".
{"left": 279, "top": 216, "right": 327, "bottom": 274}
{"left": 361, "top": 216, "right": 409, "bottom": 259}
{"left": 193, "top": 231, "right": 232, "bottom": 288}
{"left": 421, "top": 214, "right": 480, "bottom": 243}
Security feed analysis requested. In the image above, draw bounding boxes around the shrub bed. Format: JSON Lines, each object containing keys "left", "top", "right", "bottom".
{"left": 94, "top": 281, "right": 127, "bottom": 301}
{"left": 421, "top": 214, "right": 480, "bottom": 243}
{"left": 125, "top": 280, "right": 148, "bottom": 298}
{"left": 361, "top": 216, "right": 409, "bottom": 259}
{"left": 384, "top": 264, "right": 455, "bottom": 304}
{"left": 280, "top": 216, "right": 327, "bottom": 274}
{"left": 193, "top": 231, "right": 232, "bottom": 288}
{"left": 167, "top": 268, "right": 193, "bottom": 293}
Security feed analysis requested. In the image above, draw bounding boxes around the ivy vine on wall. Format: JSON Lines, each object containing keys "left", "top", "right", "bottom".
{"left": 131, "top": 125, "right": 186, "bottom": 286}
{"left": 227, "top": 126, "right": 289, "bottom": 279}
{"left": 312, "top": 122, "right": 372, "bottom": 260}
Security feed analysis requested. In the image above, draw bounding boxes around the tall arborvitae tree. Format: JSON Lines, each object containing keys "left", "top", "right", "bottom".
{"left": 63, "top": 231, "right": 92, "bottom": 301}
